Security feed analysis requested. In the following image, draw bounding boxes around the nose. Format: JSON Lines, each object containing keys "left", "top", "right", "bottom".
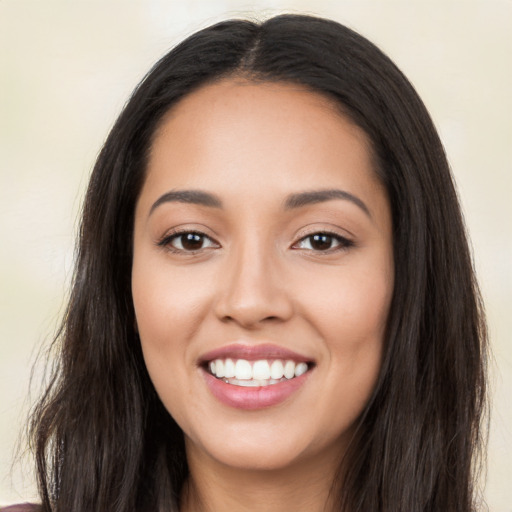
{"left": 213, "top": 241, "right": 294, "bottom": 328}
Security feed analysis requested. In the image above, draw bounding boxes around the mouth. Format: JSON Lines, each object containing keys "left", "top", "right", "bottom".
{"left": 199, "top": 344, "right": 315, "bottom": 409}
{"left": 205, "top": 358, "right": 312, "bottom": 387}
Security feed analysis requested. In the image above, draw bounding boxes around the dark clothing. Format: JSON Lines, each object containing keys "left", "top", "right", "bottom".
{"left": 0, "top": 505, "right": 41, "bottom": 512}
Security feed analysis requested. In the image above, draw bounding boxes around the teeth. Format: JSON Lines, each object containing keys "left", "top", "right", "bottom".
{"left": 284, "top": 360, "right": 295, "bottom": 379}
{"left": 215, "top": 359, "right": 225, "bottom": 378}
{"left": 224, "top": 378, "right": 285, "bottom": 387}
{"left": 270, "top": 360, "right": 284, "bottom": 379}
{"left": 210, "top": 358, "right": 309, "bottom": 383}
{"left": 295, "top": 362, "right": 308, "bottom": 377}
{"left": 224, "top": 358, "right": 235, "bottom": 378}
{"left": 252, "top": 360, "right": 271, "bottom": 380}
{"left": 235, "top": 359, "right": 252, "bottom": 380}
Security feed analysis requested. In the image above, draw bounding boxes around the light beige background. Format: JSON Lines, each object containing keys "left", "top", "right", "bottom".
{"left": 1, "top": 1, "right": 511, "bottom": 509}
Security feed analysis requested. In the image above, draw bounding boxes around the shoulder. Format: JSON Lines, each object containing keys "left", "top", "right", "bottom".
{"left": 0, "top": 505, "right": 41, "bottom": 512}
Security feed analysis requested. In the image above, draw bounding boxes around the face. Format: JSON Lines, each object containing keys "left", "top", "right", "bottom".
{"left": 132, "top": 79, "right": 394, "bottom": 474}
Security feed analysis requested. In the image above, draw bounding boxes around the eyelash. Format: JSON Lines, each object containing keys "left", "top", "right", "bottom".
{"left": 157, "top": 230, "right": 219, "bottom": 254}
{"left": 157, "top": 229, "right": 354, "bottom": 254}
{"left": 292, "top": 231, "right": 354, "bottom": 253}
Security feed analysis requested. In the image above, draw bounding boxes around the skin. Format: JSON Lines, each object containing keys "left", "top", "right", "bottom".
{"left": 132, "top": 79, "right": 394, "bottom": 512}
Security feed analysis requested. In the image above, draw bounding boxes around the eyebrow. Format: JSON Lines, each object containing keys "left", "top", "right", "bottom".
{"left": 149, "top": 188, "right": 371, "bottom": 218}
{"left": 149, "top": 189, "right": 223, "bottom": 215}
{"left": 284, "top": 189, "right": 371, "bottom": 217}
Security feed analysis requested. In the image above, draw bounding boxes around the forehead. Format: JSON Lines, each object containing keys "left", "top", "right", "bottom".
{"left": 152, "top": 78, "right": 372, "bottom": 158}
{"left": 140, "top": 79, "right": 385, "bottom": 216}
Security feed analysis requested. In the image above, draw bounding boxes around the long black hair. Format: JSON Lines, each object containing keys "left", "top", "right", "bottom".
{"left": 29, "top": 14, "right": 488, "bottom": 512}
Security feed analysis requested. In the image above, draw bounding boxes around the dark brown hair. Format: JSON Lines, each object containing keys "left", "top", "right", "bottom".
{"left": 29, "top": 14, "right": 487, "bottom": 511}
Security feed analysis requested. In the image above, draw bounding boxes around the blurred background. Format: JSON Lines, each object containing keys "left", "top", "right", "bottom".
{"left": 1, "top": 1, "right": 511, "bottom": 508}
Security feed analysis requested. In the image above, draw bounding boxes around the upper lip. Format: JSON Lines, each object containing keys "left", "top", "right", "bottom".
{"left": 199, "top": 343, "right": 313, "bottom": 364}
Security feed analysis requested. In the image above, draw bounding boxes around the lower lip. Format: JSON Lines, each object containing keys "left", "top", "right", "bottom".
{"left": 202, "top": 369, "right": 311, "bottom": 410}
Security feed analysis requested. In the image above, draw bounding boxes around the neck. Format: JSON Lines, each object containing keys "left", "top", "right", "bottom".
{"left": 180, "top": 444, "right": 344, "bottom": 512}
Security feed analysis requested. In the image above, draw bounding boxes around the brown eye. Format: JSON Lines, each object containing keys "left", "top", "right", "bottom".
{"left": 294, "top": 232, "right": 353, "bottom": 252}
{"left": 162, "top": 231, "right": 218, "bottom": 252}
{"left": 309, "top": 234, "right": 334, "bottom": 250}
{"left": 180, "top": 233, "right": 205, "bottom": 251}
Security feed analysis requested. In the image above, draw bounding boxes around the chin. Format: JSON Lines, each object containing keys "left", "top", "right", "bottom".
{"left": 184, "top": 419, "right": 345, "bottom": 474}
{"left": 191, "top": 441, "right": 309, "bottom": 472}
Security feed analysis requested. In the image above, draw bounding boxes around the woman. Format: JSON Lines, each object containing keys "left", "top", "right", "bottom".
{"left": 11, "top": 13, "right": 487, "bottom": 512}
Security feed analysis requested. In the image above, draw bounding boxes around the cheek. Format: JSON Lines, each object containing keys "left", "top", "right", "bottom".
{"left": 299, "top": 258, "right": 393, "bottom": 401}
{"left": 131, "top": 253, "right": 221, "bottom": 419}
{"left": 132, "top": 253, "right": 213, "bottom": 345}
{"left": 132, "top": 271, "right": 196, "bottom": 428}
{"left": 301, "top": 260, "right": 393, "bottom": 343}
{"left": 132, "top": 254, "right": 189, "bottom": 376}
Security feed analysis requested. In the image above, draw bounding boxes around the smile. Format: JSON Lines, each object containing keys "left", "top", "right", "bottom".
{"left": 199, "top": 343, "right": 314, "bottom": 409}
{"left": 208, "top": 358, "right": 310, "bottom": 387}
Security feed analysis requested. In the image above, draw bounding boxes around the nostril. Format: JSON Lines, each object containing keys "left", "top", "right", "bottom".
{"left": 213, "top": 270, "right": 294, "bottom": 327}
